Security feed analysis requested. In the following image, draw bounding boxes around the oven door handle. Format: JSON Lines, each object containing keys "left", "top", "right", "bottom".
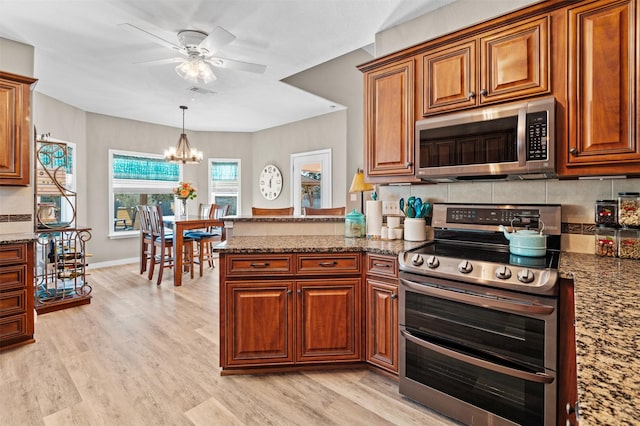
{"left": 400, "top": 329, "right": 555, "bottom": 384}
{"left": 400, "top": 279, "right": 555, "bottom": 316}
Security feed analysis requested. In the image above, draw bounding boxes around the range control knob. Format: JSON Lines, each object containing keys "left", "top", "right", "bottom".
{"left": 496, "top": 265, "right": 512, "bottom": 280}
{"left": 426, "top": 255, "right": 440, "bottom": 268}
{"left": 517, "top": 268, "right": 535, "bottom": 283}
{"left": 458, "top": 260, "right": 473, "bottom": 274}
{"left": 411, "top": 254, "right": 424, "bottom": 266}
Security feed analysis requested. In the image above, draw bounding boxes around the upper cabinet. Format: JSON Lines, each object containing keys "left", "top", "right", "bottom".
{"left": 561, "top": 0, "right": 640, "bottom": 176}
{"left": 361, "top": 60, "right": 417, "bottom": 183}
{"left": 0, "top": 71, "right": 37, "bottom": 186}
{"left": 422, "top": 17, "right": 550, "bottom": 116}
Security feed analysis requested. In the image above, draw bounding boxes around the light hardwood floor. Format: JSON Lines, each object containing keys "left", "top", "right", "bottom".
{"left": 0, "top": 262, "right": 458, "bottom": 426}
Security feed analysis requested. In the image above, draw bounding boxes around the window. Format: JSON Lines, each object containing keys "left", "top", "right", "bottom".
{"left": 208, "top": 159, "right": 241, "bottom": 215}
{"left": 109, "top": 150, "right": 181, "bottom": 237}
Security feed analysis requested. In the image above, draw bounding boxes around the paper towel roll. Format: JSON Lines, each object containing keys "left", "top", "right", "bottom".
{"left": 366, "top": 200, "right": 383, "bottom": 237}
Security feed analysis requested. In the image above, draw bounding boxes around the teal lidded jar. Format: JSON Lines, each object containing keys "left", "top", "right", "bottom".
{"left": 345, "top": 209, "right": 365, "bottom": 238}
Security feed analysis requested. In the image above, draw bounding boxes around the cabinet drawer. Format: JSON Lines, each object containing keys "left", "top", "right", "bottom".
{"left": 0, "top": 289, "right": 26, "bottom": 317}
{"left": 0, "top": 265, "right": 27, "bottom": 292}
{"left": 296, "top": 253, "right": 361, "bottom": 275}
{"left": 0, "top": 313, "right": 27, "bottom": 343}
{"left": 0, "top": 243, "right": 27, "bottom": 266}
{"left": 225, "top": 254, "right": 294, "bottom": 276}
{"left": 366, "top": 254, "right": 398, "bottom": 279}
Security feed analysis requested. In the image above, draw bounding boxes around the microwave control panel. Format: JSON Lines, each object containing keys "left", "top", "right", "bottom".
{"left": 526, "top": 111, "right": 548, "bottom": 161}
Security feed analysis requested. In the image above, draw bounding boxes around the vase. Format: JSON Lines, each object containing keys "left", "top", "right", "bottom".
{"left": 181, "top": 199, "right": 188, "bottom": 218}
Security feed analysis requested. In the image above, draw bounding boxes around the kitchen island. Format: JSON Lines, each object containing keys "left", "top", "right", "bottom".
{"left": 213, "top": 236, "right": 639, "bottom": 424}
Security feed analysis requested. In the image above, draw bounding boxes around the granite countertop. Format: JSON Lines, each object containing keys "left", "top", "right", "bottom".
{"left": 214, "top": 235, "right": 639, "bottom": 424}
{"left": 212, "top": 234, "right": 426, "bottom": 256}
{"left": 0, "top": 232, "right": 37, "bottom": 244}
{"left": 222, "top": 215, "right": 345, "bottom": 223}
{"left": 559, "top": 252, "right": 640, "bottom": 425}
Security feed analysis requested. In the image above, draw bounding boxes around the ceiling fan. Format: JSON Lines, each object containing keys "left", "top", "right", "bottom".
{"left": 120, "top": 23, "right": 267, "bottom": 84}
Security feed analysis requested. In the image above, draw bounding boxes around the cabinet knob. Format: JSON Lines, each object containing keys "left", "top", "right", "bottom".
{"left": 480, "top": 89, "right": 488, "bottom": 96}
{"left": 566, "top": 402, "right": 576, "bottom": 415}
{"left": 286, "top": 289, "right": 293, "bottom": 295}
{"left": 405, "top": 161, "right": 413, "bottom": 167}
{"left": 297, "top": 289, "right": 302, "bottom": 296}
{"left": 390, "top": 294, "right": 398, "bottom": 300}
{"left": 569, "top": 148, "right": 578, "bottom": 156}
{"left": 468, "top": 91, "right": 476, "bottom": 99}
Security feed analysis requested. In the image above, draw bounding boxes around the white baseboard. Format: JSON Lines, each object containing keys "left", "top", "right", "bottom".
{"left": 87, "top": 257, "right": 138, "bottom": 269}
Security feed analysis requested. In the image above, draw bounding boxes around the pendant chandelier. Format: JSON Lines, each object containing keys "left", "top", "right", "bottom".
{"left": 164, "top": 105, "right": 203, "bottom": 164}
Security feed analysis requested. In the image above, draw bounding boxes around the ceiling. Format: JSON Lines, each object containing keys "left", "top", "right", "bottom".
{"left": 0, "top": 0, "right": 452, "bottom": 132}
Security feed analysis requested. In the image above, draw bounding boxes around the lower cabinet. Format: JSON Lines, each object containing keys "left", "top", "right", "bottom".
{"left": 0, "top": 241, "right": 35, "bottom": 351}
{"left": 221, "top": 252, "right": 362, "bottom": 371}
{"left": 558, "top": 277, "right": 579, "bottom": 425}
{"left": 365, "top": 254, "right": 399, "bottom": 374}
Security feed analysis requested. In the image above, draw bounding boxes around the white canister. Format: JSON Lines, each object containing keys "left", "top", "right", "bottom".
{"left": 404, "top": 218, "right": 427, "bottom": 241}
{"left": 387, "top": 216, "right": 401, "bottom": 229}
{"left": 392, "top": 227, "right": 403, "bottom": 240}
{"left": 380, "top": 226, "right": 389, "bottom": 240}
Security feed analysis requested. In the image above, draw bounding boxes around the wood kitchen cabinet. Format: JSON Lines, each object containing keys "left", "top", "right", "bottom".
{"left": 220, "top": 252, "right": 362, "bottom": 372}
{"left": 0, "top": 71, "right": 37, "bottom": 186}
{"left": 422, "top": 16, "right": 549, "bottom": 116}
{"left": 561, "top": 0, "right": 640, "bottom": 176}
{"left": 365, "top": 254, "right": 398, "bottom": 374}
{"left": 360, "top": 60, "right": 417, "bottom": 183}
{"left": 0, "top": 241, "right": 35, "bottom": 351}
{"left": 558, "top": 277, "right": 579, "bottom": 425}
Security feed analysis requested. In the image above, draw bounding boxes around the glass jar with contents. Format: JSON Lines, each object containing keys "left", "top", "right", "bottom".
{"left": 618, "top": 192, "right": 640, "bottom": 227}
{"left": 594, "top": 225, "right": 617, "bottom": 257}
{"left": 618, "top": 227, "right": 640, "bottom": 260}
{"left": 595, "top": 200, "right": 617, "bottom": 225}
{"left": 344, "top": 209, "right": 365, "bottom": 238}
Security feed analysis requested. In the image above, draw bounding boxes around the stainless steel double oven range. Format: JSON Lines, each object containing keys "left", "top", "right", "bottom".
{"left": 398, "top": 203, "right": 563, "bottom": 426}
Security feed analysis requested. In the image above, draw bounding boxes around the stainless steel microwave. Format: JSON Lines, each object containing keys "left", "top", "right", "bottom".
{"left": 415, "top": 96, "right": 556, "bottom": 182}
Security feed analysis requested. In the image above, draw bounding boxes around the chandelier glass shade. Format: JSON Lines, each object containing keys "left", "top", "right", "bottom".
{"left": 164, "top": 106, "right": 203, "bottom": 164}
{"left": 175, "top": 54, "right": 216, "bottom": 84}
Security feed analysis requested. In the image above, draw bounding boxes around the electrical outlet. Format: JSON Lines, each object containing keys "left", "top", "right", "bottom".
{"left": 350, "top": 193, "right": 357, "bottom": 201}
{"left": 383, "top": 201, "right": 400, "bottom": 216}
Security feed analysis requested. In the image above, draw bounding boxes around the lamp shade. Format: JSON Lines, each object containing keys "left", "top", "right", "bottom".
{"left": 349, "top": 169, "right": 374, "bottom": 193}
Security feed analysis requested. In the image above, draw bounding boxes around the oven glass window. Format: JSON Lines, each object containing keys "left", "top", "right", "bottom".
{"left": 404, "top": 289, "right": 547, "bottom": 370}
{"left": 405, "top": 341, "right": 544, "bottom": 425}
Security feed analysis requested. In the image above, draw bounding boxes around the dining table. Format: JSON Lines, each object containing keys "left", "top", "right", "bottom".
{"left": 164, "top": 215, "right": 226, "bottom": 286}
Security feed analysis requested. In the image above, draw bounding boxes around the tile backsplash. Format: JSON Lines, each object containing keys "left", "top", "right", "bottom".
{"left": 377, "top": 177, "right": 640, "bottom": 254}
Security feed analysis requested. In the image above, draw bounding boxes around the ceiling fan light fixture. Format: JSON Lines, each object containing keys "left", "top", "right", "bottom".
{"left": 175, "top": 55, "right": 216, "bottom": 84}
{"left": 164, "top": 105, "right": 203, "bottom": 164}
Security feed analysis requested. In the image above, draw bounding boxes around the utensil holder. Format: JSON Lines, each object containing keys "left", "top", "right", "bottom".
{"left": 404, "top": 218, "right": 426, "bottom": 241}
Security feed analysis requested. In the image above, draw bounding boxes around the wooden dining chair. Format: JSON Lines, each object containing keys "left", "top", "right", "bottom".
{"left": 185, "top": 203, "right": 230, "bottom": 276}
{"left": 251, "top": 206, "right": 294, "bottom": 216}
{"left": 303, "top": 207, "right": 346, "bottom": 216}
{"left": 136, "top": 205, "right": 153, "bottom": 275}
{"left": 147, "top": 204, "right": 195, "bottom": 285}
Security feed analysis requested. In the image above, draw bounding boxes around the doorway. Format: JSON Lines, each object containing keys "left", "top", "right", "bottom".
{"left": 291, "top": 149, "right": 332, "bottom": 215}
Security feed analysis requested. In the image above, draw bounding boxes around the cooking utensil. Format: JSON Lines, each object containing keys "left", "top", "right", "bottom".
{"left": 499, "top": 216, "right": 547, "bottom": 257}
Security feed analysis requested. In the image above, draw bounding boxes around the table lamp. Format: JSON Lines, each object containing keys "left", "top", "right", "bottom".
{"left": 349, "top": 169, "right": 374, "bottom": 213}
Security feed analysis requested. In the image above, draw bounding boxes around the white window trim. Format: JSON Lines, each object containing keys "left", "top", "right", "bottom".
{"left": 108, "top": 149, "right": 182, "bottom": 238}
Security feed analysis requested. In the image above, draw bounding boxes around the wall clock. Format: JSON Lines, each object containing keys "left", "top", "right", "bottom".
{"left": 259, "top": 164, "right": 282, "bottom": 200}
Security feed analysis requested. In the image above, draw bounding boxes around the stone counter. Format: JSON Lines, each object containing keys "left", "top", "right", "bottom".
{"left": 0, "top": 232, "right": 36, "bottom": 244}
{"left": 214, "top": 236, "right": 639, "bottom": 424}
{"left": 559, "top": 253, "right": 640, "bottom": 425}
{"left": 222, "top": 215, "right": 346, "bottom": 237}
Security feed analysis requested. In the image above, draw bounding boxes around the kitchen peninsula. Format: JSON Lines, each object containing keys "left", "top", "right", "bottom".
{"left": 214, "top": 229, "right": 640, "bottom": 425}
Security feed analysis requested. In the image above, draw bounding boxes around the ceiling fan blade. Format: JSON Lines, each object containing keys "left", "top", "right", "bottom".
{"left": 119, "top": 23, "right": 183, "bottom": 53}
{"left": 209, "top": 57, "right": 266, "bottom": 74}
{"left": 134, "top": 57, "right": 184, "bottom": 66}
{"left": 199, "top": 26, "right": 236, "bottom": 53}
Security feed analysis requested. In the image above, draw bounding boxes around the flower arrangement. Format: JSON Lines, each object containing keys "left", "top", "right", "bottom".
{"left": 173, "top": 182, "right": 197, "bottom": 200}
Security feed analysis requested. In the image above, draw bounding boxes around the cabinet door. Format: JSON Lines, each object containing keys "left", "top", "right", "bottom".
{"left": 422, "top": 40, "right": 477, "bottom": 115}
{"left": 295, "top": 278, "right": 361, "bottom": 363}
{"left": 565, "top": 0, "right": 640, "bottom": 170}
{"left": 364, "top": 60, "right": 415, "bottom": 180}
{"left": 366, "top": 279, "right": 398, "bottom": 373}
{"left": 0, "top": 72, "right": 36, "bottom": 186}
{"left": 480, "top": 16, "right": 549, "bottom": 104}
{"left": 225, "top": 281, "right": 294, "bottom": 367}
